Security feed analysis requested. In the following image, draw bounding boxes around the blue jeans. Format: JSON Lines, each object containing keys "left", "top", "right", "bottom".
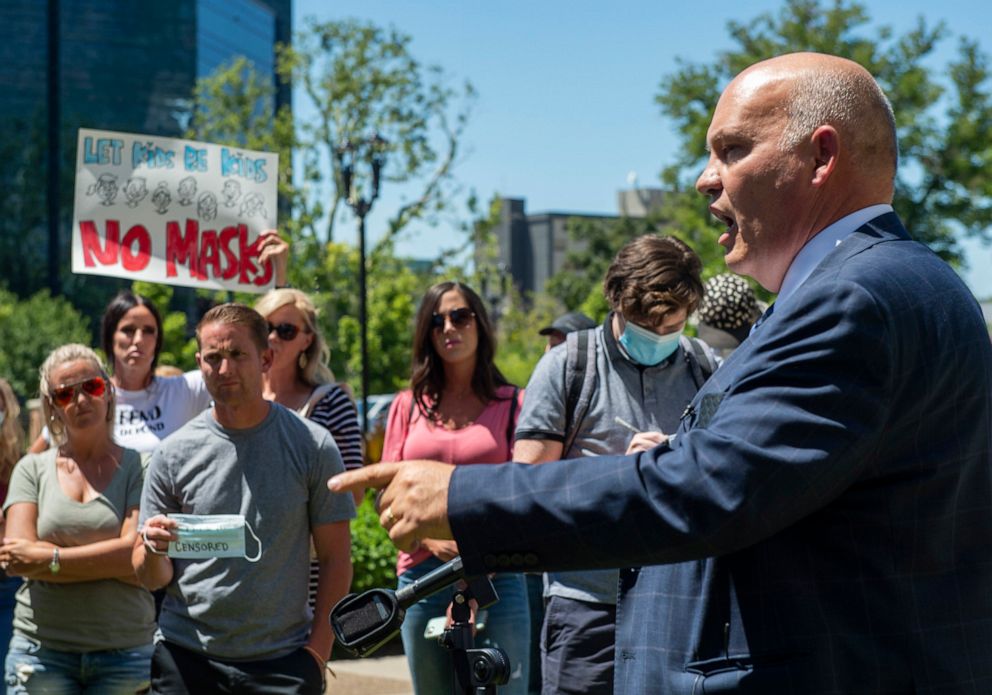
{"left": 0, "top": 575, "right": 21, "bottom": 672}
{"left": 4, "top": 634, "right": 153, "bottom": 694}
{"left": 399, "top": 557, "right": 530, "bottom": 695}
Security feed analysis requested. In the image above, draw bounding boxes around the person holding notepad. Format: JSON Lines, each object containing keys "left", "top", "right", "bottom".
{"left": 511, "top": 234, "right": 719, "bottom": 695}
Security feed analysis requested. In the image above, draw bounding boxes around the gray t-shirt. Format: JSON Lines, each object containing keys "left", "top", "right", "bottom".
{"left": 4, "top": 448, "right": 155, "bottom": 652}
{"left": 515, "top": 321, "right": 709, "bottom": 603}
{"left": 140, "top": 403, "right": 356, "bottom": 660}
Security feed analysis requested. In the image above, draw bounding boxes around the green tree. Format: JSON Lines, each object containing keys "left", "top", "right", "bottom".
{"left": 279, "top": 17, "right": 476, "bottom": 245}
{"left": 309, "top": 241, "right": 429, "bottom": 397}
{"left": 186, "top": 57, "right": 319, "bottom": 266}
{"left": 545, "top": 216, "right": 663, "bottom": 312}
{"left": 0, "top": 288, "right": 91, "bottom": 399}
{"left": 493, "top": 290, "right": 562, "bottom": 388}
{"left": 655, "top": 0, "right": 992, "bottom": 267}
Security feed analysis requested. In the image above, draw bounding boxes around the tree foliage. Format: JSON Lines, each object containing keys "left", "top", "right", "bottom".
{"left": 279, "top": 17, "right": 476, "bottom": 245}
{"left": 305, "top": 241, "right": 428, "bottom": 397}
{"left": 655, "top": 0, "right": 992, "bottom": 265}
{"left": 0, "top": 288, "right": 92, "bottom": 399}
{"left": 348, "top": 491, "right": 398, "bottom": 594}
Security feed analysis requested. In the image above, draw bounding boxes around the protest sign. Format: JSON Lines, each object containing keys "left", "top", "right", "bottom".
{"left": 71, "top": 128, "right": 279, "bottom": 293}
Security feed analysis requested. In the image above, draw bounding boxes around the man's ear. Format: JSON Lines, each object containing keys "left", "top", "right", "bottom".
{"left": 260, "top": 347, "right": 274, "bottom": 373}
{"left": 810, "top": 125, "right": 839, "bottom": 187}
{"left": 195, "top": 352, "right": 202, "bottom": 369}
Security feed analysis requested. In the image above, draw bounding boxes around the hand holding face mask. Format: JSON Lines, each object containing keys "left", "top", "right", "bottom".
{"left": 167, "top": 514, "right": 262, "bottom": 562}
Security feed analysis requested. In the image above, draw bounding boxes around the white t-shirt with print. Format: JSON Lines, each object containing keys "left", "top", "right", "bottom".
{"left": 113, "top": 371, "right": 212, "bottom": 452}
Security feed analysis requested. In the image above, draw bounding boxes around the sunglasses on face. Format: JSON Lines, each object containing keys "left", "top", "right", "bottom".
{"left": 50, "top": 376, "right": 107, "bottom": 408}
{"left": 431, "top": 308, "right": 475, "bottom": 331}
{"left": 268, "top": 322, "right": 302, "bottom": 341}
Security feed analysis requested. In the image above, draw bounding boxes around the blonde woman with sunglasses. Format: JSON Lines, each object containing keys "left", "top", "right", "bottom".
{"left": 254, "top": 288, "right": 361, "bottom": 617}
{"left": 254, "top": 289, "right": 362, "bottom": 481}
{"left": 1, "top": 345, "right": 154, "bottom": 694}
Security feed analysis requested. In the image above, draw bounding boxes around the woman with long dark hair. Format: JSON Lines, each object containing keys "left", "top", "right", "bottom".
{"left": 381, "top": 281, "right": 530, "bottom": 695}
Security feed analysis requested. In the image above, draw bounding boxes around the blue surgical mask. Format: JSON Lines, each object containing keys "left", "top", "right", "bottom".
{"left": 619, "top": 319, "right": 682, "bottom": 366}
{"left": 168, "top": 513, "right": 262, "bottom": 562}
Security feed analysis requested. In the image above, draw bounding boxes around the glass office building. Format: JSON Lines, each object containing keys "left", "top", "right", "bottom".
{"left": 0, "top": 0, "right": 290, "bottom": 300}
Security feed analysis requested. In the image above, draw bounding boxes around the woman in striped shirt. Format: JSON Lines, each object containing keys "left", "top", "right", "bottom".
{"left": 255, "top": 288, "right": 363, "bottom": 615}
{"left": 255, "top": 288, "right": 363, "bottom": 477}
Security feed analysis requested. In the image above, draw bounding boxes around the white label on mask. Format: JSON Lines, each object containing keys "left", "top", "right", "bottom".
{"left": 168, "top": 513, "right": 261, "bottom": 562}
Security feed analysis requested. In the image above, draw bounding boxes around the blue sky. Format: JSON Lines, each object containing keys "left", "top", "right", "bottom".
{"left": 293, "top": 0, "right": 992, "bottom": 298}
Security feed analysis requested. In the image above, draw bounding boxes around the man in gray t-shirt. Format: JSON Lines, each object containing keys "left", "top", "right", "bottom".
{"left": 134, "top": 303, "right": 355, "bottom": 695}
{"left": 514, "top": 235, "right": 714, "bottom": 695}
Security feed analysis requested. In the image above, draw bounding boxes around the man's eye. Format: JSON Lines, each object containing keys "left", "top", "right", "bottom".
{"left": 722, "top": 144, "right": 745, "bottom": 160}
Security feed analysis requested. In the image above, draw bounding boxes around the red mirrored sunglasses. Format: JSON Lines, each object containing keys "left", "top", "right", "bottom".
{"left": 50, "top": 376, "right": 107, "bottom": 408}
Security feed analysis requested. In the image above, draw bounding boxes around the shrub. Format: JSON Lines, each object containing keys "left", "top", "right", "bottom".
{"left": 349, "top": 489, "right": 398, "bottom": 593}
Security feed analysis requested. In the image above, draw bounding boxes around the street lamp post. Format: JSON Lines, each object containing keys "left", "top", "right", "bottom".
{"left": 335, "top": 134, "right": 387, "bottom": 438}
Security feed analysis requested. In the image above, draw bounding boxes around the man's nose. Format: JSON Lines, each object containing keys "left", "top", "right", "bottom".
{"left": 695, "top": 159, "right": 722, "bottom": 198}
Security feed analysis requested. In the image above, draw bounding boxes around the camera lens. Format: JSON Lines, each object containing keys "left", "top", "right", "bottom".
{"left": 470, "top": 648, "right": 510, "bottom": 686}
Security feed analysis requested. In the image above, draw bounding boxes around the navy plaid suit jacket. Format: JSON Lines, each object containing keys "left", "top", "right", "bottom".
{"left": 450, "top": 213, "right": 992, "bottom": 693}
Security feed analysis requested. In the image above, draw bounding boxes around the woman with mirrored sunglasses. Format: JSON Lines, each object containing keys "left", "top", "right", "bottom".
{"left": 381, "top": 281, "right": 530, "bottom": 695}
{"left": 1, "top": 345, "right": 154, "bottom": 693}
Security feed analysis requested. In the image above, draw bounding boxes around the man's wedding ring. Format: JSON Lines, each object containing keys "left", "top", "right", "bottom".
{"left": 384, "top": 506, "right": 396, "bottom": 527}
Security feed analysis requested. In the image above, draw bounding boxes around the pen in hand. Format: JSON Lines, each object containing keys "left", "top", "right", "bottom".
{"left": 614, "top": 416, "right": 642, "bottom": 434}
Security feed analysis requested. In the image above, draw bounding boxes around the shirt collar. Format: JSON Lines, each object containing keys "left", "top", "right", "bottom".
{"left": 777, "top": 204, "right": 894, "bottom": 306}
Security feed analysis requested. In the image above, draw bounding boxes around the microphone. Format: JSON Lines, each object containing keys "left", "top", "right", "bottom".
{"left": 331, "top": 556, "right": 466, "bottom": 657}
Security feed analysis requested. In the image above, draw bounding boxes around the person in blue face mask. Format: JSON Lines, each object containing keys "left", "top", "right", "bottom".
{"left": 511, "top": 233, "right": 719, "bottom": 695}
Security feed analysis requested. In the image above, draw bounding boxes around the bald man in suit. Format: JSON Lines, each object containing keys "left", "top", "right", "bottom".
{"left": 333, "top": 53, "right": 992, "bottom": 693}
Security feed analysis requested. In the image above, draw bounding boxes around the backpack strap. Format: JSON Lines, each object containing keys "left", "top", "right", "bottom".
{"left": 505, "top": 386, "right": 520, "bottom": 451}
{"left": 682, "top": 335, "right": 718, "bottom": 389}
{"left": 297, "top": 383, "right": 336, "bottom": 418}
{"left": 562, "top": 329, "right": 598, "bottom": 456}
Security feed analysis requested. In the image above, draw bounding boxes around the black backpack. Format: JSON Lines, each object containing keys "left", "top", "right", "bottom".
{"left": 561, "top": 329, "right": 717, "bottom": 455}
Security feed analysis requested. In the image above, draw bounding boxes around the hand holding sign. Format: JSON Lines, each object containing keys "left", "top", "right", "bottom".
{"left": 257, "top": 230, "right": 290, "bottom": 287}
{"left": 73, "top": 129, "right": 280, "bottom": 294}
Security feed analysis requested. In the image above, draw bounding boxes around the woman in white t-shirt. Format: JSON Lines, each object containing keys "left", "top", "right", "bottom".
{"left": 97, "top": 291, "right": 211, "bottom": 453}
